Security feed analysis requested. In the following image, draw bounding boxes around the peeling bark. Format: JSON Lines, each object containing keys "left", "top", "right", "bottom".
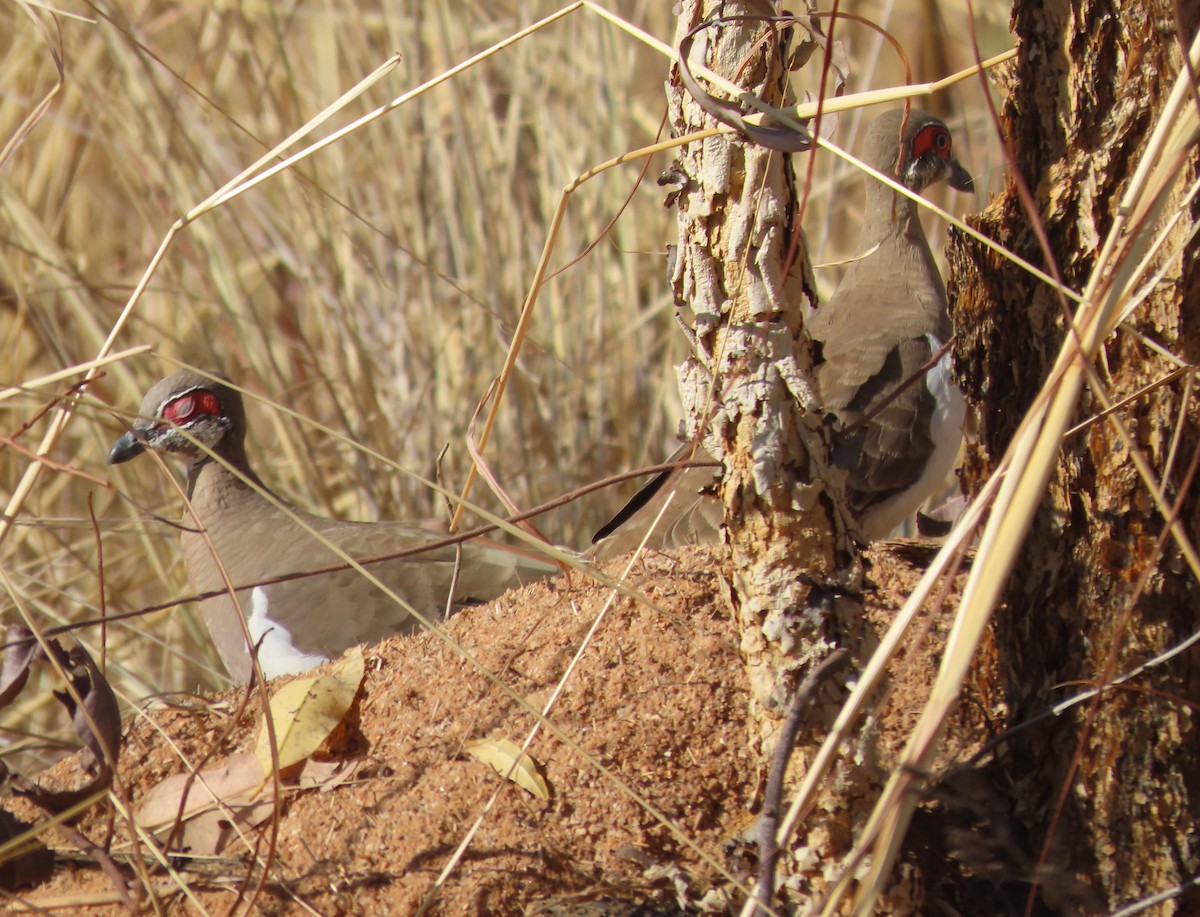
{"left": 948, "top": 3, "right": 1200, "bottom": 911}
{"left": 665, "top": 2, "right": 862, "bottom": 729}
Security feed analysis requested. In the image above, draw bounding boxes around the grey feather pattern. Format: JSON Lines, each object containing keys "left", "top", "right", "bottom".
{"left": 591, "top": 108, "right": 971, "bottom": 552}
{"left": 112, "top": 371, "right": 556, "bottom": 684}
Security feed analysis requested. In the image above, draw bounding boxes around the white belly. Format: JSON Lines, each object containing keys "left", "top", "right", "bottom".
{"left": 247, "top": 585, "right": 331, "bottom": 680}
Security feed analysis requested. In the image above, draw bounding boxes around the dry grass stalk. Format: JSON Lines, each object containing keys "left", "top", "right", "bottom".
{"left": 835, "top": 27, "right": 1200, "bottom": 917}
{"left": 3, "top": 1, "right": 1021, "bottom": 911}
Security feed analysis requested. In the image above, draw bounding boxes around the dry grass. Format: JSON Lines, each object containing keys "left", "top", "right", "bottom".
{"left": 1, "top": 1, "right": 1018, "bottom": 905}
{"left": 2, "top": 0, "right": 1008, "bottom": 705}
{"left": 4, "top": 1, "right": 684, "bottom": 703}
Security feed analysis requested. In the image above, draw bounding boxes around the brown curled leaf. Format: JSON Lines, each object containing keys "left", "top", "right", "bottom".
{"left": 676, "top": 5, "right": 847, "bottom": 153}
{"left": 0, "top": 626, "right": 39, "bottom": 709}
{"left": 2, "top": 625, "right": 121, "bottom": 812}
{"left": 53, "top": 644, "right": 121, "bottom": 770}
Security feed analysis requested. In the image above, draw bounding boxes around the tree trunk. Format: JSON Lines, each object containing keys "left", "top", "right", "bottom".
{"left": 948, "top": 3, "right": 1200, "bottom": 912}
{"left": 665, "top": 1, "right": 861, "bottom": 734}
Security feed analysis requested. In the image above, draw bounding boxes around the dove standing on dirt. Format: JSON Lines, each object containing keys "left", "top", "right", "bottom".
{"left": 109, "top": 371, "right": 557, "bottom": 684}
{"left": 591, "top": 107, "right": 973, "bottom": 556}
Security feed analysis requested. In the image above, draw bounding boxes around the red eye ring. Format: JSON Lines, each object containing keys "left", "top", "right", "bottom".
{"left": 162, "top": 389, "right": 220, "bottom": 424}
{"left": 911, "top": 124, "right": 953, "bottom": 160}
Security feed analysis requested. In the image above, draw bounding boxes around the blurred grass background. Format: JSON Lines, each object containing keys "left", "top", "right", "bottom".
{"left": 1, "top": 0, "right": 1010, "bottom": 755}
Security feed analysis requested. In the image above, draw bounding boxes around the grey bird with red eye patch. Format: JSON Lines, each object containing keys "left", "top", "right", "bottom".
{"left": 806, "top": 107, "right": 971, "bottom": 539}
{"left": 109, "top": 371, "right": 558, "bottom": 685}
{"left": 590, "top": 108, "right": 973, "bottom": 557}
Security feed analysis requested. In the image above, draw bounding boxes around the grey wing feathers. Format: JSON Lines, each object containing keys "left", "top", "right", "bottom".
{"left": 825, "top": 336, "right": 938, "bottom": 513}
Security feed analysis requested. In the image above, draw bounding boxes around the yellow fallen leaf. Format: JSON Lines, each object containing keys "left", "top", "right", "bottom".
{"left": 464, "top": 738, "right": 551, "bottom": 800}
{"left": 254, "top": 647, "right": 365, "bottom": 773}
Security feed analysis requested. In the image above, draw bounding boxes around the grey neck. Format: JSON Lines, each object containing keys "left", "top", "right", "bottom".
{"left": 859, "top": 174, "right": 922, "bottom": 251}
{"left": 184, "top": 434, "right": 268, "bottom": 500}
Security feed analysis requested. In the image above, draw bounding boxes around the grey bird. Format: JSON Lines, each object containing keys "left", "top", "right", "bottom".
{"left": 109, "top": 371, "right": 557, "bottom": 684}
{"left": 591, "top": 108, "right": 973, "bottom": 557}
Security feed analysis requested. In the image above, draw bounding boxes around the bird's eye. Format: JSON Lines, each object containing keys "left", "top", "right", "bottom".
{"left": 912, "top": 124, "right": 953, "bottom": 160}
{"left": 163, "top": 390, "right": 220, "bottom": 424}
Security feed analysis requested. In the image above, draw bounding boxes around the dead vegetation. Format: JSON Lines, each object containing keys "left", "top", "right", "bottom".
{"left": 10, "top": 1, "right": 1194, "bottom": 915}
{"left": 6, "top": 546, "right": 988, "bottom": 914}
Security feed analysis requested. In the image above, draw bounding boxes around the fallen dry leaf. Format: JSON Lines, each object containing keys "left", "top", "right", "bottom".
{"left": 296, "top": 757, "right": 361, "bottom": 792}
{"left": 134, "top": 752, "right": 274, "bottom": 856}
{"left": 2, "top": 625, "right": 120, "bottom": 811}
{"left": 254, "top": 646, "right": 364, "bottom": 773}
{"left": 464, "top": 738, "right": 551, "bottom": 800}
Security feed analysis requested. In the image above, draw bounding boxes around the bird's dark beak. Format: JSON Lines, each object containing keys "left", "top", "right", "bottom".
{"left": 949, "top": 159, "right": 974, "bottom": 194}
{"left": 108, "top": 430, "right": 146, "bottom": 465}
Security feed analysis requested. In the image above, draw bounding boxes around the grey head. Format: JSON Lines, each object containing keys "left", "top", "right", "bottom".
{"left": 863, "top": 108, "right": 974, "bottom": 197}
{"left": 108, "top": 370, "right": 250, "bottom": 472}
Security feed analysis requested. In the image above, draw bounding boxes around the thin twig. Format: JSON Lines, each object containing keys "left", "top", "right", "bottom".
{"left": 753, "top": 648, "right": 851, "bottom": 916}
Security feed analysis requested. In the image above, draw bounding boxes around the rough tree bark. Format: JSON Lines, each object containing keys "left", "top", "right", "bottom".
{"left": 948, "top": 3, "right": 1200, "bottom": 913}
{"left": 665, "top": 1, "right": 862, "bottom": 735}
